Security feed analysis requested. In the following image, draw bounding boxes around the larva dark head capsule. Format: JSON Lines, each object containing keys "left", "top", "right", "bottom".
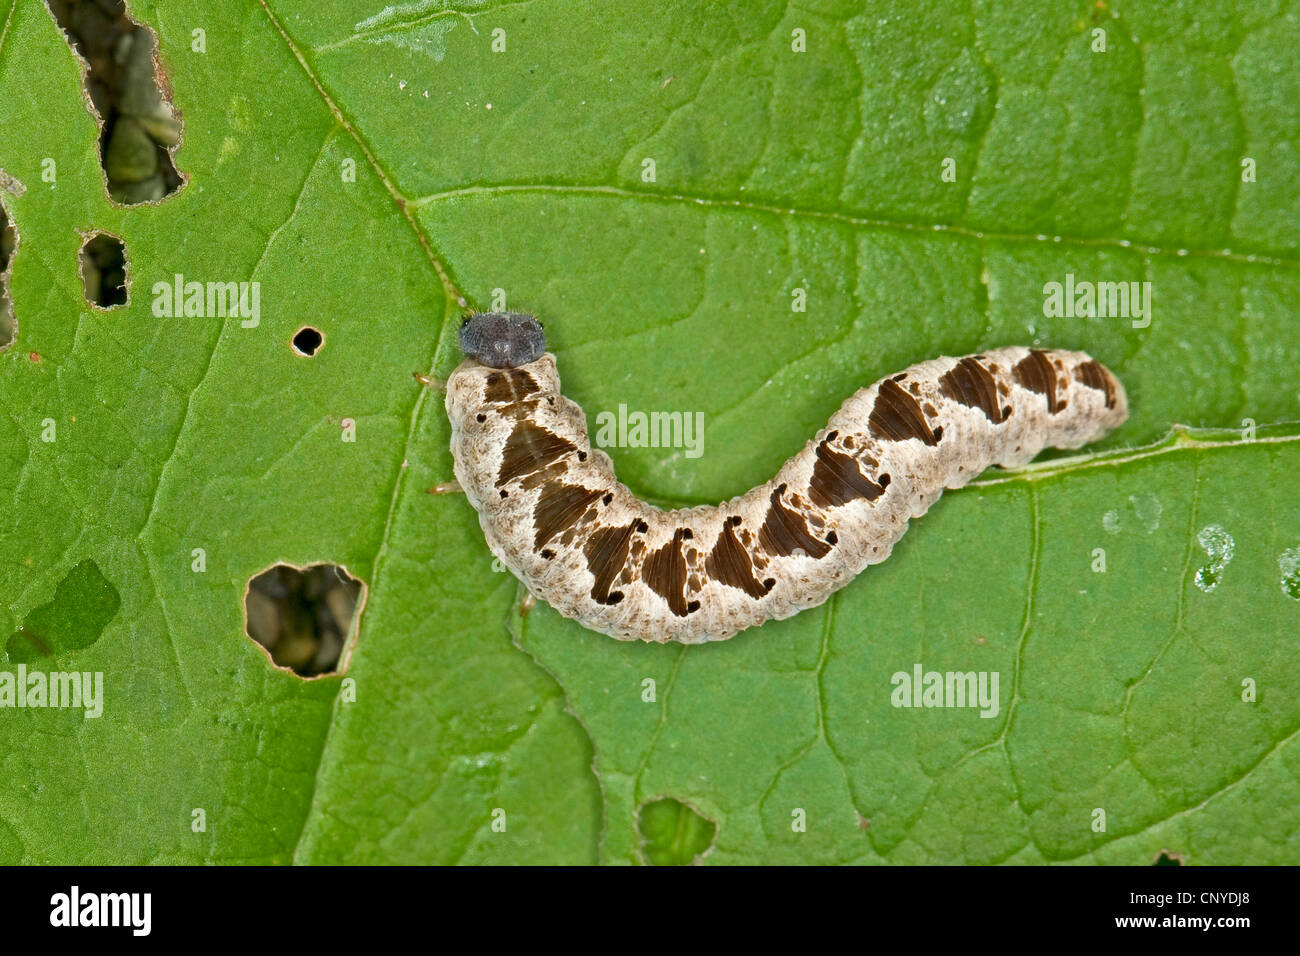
{"left": 458, "top": 312, "right": 547, "bottom": 368}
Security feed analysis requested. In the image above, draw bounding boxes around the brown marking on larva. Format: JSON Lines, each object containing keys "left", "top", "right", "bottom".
{"left": 704, "top": 517, "right": 774, "bottom": 599}
{"left": 1013, "top": 349, "right": 1063, "bottom": 414}
{"left": 843, "top": 435, "right": 855, "bottom": 448}
{"left": 923, "top": 401, "right": 937, "bottom": 416}
{"left": 496, "top": 419, "right": 579, "bottom": 486}
{"left": 870, "top": 379, "right": 941, "bottom": 446}
{"left": 809, "top": 441, "right": 888, "bottom": 508}
{"left": 758, "top": 485, "right": 832, "bottom": 559}
{"left": 908, "top": 381, "right": 921, "bottom": 396}
{"left": 643, "top": 528, "right": 694, "bottom": 616}
{"left": 688, "top": 574, "right": 701, "bottom": 590}
{"left": 686, "top": 548, "right": 699, "bottom": 563}
{"left": 483, "top": 371, "right": 507, "bottom": 402}
{"left": 483, "top": 367, "right": 540, "bottom": 405}
{"left": 583, "top": 522, "right": 638, "bottom": 605}
{"left": 520, "top": 461, "right": 567, "bottom": 491}
{"left": 532, "top": 483, "right": 603, "bottom": 549}
{"left": 939, "top": 356, "right": 1005, "bottom": 424}
{"left": 1074, "top": 360, "right": 1118, "bottom": 409}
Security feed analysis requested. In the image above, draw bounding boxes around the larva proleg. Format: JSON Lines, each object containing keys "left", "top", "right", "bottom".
{"left": 446, "top": 314, "right": 1127, "bottom": 643}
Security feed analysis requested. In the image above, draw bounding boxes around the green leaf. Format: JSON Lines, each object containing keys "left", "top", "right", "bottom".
{"left": 1, "top": 0, "right": 1297, "bottom": 864}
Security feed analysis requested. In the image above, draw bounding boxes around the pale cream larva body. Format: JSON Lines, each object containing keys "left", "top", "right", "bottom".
{"left": 446, "top": 319, "right": 1127, "bottom": 644}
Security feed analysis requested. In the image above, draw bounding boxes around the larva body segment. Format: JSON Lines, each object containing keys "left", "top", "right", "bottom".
{"left": 446, "top": 331, "right": 1126, "bottom": 643}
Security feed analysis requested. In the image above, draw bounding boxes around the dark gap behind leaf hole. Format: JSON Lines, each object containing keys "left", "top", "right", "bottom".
{"left": 80, "top": 233, "right": 127, "bottom": 307}
{"left": 293, "top": 326, "right": 323, "bottom": 356}
{"left": 0, "top": 200, "right": 14, "bottom": 351}
{"left": 45, "top": 0, "right": 184, "bottom": 204}
{"left": 245, "top": 564, "right": 362, "bottom": 677}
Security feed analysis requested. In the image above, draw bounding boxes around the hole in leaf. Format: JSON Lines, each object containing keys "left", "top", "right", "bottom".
{"left": 0, "top": 196, "right": 15, "bottom": 352}
{"left": 292, "top": 326, "right": 323, "bottom": 356}
{"left": 1277, "top": 547, "right": 1300, "bottom": 599}
{"left": 79, "top": 232, "right": 128, "bottom": 308}
{"left": 6, "top": 560, "right": 121, "bottom": 664}
{"left": 1153, "top": 850, "right": 1184, "bottom": 866}
{"left": 637, "top": 797, "right": 717, "bottom": 865}
{"left": 45, "top": 0, "right": 185, "bottom": 204}
{"left": 244, "top": 563, "right": 363, "bottom": 678}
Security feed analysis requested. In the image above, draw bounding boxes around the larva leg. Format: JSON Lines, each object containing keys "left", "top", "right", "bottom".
{"left": 446, "top": 314, "right": 1128, "bottom": 643}
{"left": 413, "top": 371, "right": 446, "bottom": 391}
